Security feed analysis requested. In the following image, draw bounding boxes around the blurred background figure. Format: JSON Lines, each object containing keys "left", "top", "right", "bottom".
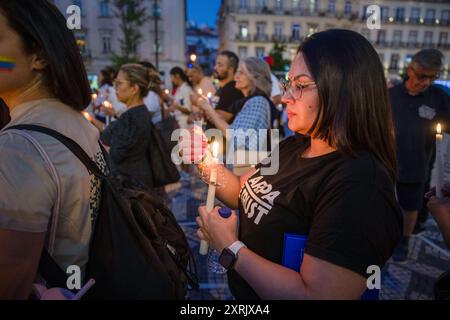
{"left": 167, "top": 67, "right": 193, "bottom": 129}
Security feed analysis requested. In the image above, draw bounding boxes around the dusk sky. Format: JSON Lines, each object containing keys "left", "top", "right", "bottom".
{"left": 187, "top": 0, "right": 221, "bottom": 27}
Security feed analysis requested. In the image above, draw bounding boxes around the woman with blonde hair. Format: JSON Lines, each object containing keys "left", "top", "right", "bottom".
{"left": 100, "top": 63, "right": 155, "bottom": 189}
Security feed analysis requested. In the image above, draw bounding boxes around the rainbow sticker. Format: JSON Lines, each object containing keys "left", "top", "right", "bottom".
{"left": 0, "top": 56, "right": 15, "bottom": 72}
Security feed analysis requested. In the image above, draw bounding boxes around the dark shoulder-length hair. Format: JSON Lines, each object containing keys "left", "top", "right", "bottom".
{"left": 0, "top": 0, "right": 91, "bottom": 111}
{"left": 299, "top": 29, "right": 397, "bottom": 182}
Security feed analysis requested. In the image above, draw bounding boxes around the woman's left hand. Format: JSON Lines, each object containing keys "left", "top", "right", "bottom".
{"left": 197, "top": 206, "right": 239, "bottom": 252}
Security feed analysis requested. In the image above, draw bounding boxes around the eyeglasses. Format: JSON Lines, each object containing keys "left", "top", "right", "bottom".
{"left": 410, "top": 65, "right": 440, "bottom": 82}
{"left": 280, "top": 77, "right": 316, "bottom": 100}
{"left": 114, "top": 79, "right": 129, "bottom": 87}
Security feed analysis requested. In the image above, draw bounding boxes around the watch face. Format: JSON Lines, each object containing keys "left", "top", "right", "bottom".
{"left": 219, "top": 248, "right": 236, "bottom": 270}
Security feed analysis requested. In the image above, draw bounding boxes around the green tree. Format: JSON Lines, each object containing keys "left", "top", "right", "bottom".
{"left": 112, "top": 0, "right": 148, "bottom": 69}
{"left": 269, "top": 42, "right": 291, "bottom": 73}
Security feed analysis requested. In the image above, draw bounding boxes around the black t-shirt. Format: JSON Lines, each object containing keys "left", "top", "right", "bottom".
{"left": 390, "top": 83, "right": 450, "bottom": 183}
{"left": 228, "top": 136, "right": 403, "bottom": 300}
{"left": 215, "top": 80, "right": 244, "bottom": 123}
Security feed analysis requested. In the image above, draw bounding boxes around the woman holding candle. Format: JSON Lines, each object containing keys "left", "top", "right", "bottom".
{"left": 183, "top": 29, "right": 402, "bottom": 299}
{"left": 193, "top": 57, "right": 273, "bottom": 175}
{"left": 0, "top": 0, "right": 106, "bottom": 299}
{"left": 100, "top": 64, "right": 155, "bottom": 189}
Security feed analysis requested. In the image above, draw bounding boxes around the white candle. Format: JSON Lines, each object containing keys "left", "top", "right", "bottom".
{"left": 199, "top": 141, "right": 220, "bottom": 255}
{"left": 436, "top": 123, "right": 444, "bottom": 198}
{"left": 207, "top": 92, "right": 212, "bottom": 104}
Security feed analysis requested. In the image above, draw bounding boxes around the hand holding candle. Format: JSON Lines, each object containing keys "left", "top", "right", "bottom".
{"left": 436, "top": 123, "right": 444, "bottom": 198}
{"left": 199, "top": 141, "right": 220, "bottom": 255}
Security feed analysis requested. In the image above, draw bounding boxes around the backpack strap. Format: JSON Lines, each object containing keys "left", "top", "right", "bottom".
{"left": 7, "top": 125, "right": 107, "bottom": 179}
{"left": 1, "top": 127, "right": 68, "bottom": 288}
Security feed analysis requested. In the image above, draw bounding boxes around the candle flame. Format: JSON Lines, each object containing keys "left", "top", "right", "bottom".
{"left": 91, "top": 93, "right": 97, "bottom": 100}
{"left": 164, "top": 89, "right": 170, "bottom": 95}
{"left": 198, "top": 88, "right": 203, "bottom": 95}
{"left": 82, "top": 111, "right": 92, "bottom": 122}
{"left": 103, "top": 101, "right": 112, "bottom": 108}
{"left": 437, "top": 123, "right": 442, "bottom": 134}
{"left": 212, "top": 141, "right": 219, "bottom": 158}
{"left": 207, "top": 92, "right": 212, "bottom": 99}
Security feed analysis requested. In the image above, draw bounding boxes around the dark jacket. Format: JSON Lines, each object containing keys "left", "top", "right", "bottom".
{"left": 0, "top": 100, "right": 10, "bottom": 130}
{"left": 100, "top": 105, "right": 153, "bottom": 188}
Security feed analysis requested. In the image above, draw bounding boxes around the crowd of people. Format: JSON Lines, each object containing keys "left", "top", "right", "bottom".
{"left": 1, "top": 0, "right": 450, "bottom": 300}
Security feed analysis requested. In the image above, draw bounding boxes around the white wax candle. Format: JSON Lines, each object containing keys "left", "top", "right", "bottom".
{"left": 199, "top": 141, "right": 220, "bottom": 255}
{"left": 436, "top": 123, "right": 444, "bottom": 198}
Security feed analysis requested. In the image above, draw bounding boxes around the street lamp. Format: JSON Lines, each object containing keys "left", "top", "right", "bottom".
{"left": 153, "top": 0, "right": 161, "bottom": 69}
{"left": 190, "top": 54, "right": 197, "bottom": 63}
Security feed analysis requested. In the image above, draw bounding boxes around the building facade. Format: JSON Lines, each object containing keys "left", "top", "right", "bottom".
{"left": 51, "top": 0, "right": 186, "bottom": 84}
{"left": 219, "top": 0, "right": 450, "bottom": 79}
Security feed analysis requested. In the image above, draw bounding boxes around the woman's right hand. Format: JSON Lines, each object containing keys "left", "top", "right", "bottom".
{"left": 178, "top": 125, "right": 209, "bottom": 164}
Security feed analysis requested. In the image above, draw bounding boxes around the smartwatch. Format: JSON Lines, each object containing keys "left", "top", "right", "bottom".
{"left": 219, "top": 241, "right": 247, "bottom": 270}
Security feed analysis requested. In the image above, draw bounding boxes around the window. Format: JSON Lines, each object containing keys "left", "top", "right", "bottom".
{"left": 239, "top": 22, "right": 249, "bottom": 39}
{"left": 426, "top": 9, "right": 436, "bottom": 20}
{"left": 424, "top": 31, "right": 433, "bottom": 45}
{"left": 393, "top": 30, "right": 402, "bottom": 45}
{"left": 377, "top": 30, "right": 386, "bottom": 43}
{"left": 344, "top": 1, "right": 351, "bottom": 15}
{"left": 238, "top": 46, "right": 248, "bottom": 58}
{"left": 100, "top": 0, "right": 110, "bottom": 17}
{"left": 292, "top": 23, "right": 301, "bottom": 40}
{"left": 439, "top": 32, "right": 448, "bottom": 46}
{"left": 256, "top": 47, "right": 266, "bottom": 57}
{"left": 408, "top": 30, "right": 418, "bottom": 44}
{"left": 256, "top": 0, "right": 267, "bottom": 10}
{"left": 442, "top": 10, "right": 450, "bottom": 22}
{"left": 308, "top": 0, "right": 319, "bottom": 13}
{"left": 307, "top": 23, "right": 318, "bottom": 36}
{"left": 411, "top": 8, "right": 420, "bottom": 22}
{"left": 389, "top": 54, "right": 399, "bottom": 70}
{"left": 275, "top": 0, "right": 283, "bottom": 11}
{"left": 102, "top": 36, "right": 111, "bottom": 53}
{"left": 239, "top": 0, "right": 249, "bottom": 10}
{"left": 396, "top": 8, "right": 405, "bottom": 22}
{"left": 256, "top": 22, "right": 267, "bottom": 36}
{"left": 274, "top": 22, "right": 284, "bottom": 37}
{"left": 381, "top": 7, "right": 389, "bottom": 21}
{"left": 328, "top": 0, "right": 336, "bottom": 14}
{"left": 292, "top": 0, "right": 303, "bottom": 11}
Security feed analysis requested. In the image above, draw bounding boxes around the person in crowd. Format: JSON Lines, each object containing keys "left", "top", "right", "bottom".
{"left": 426, "top": 185, "right": 450, "bottom": 249}
{"left": 187, "top": 63, "right": 216, "bottom": 124}
{"left": 97, "top": 67, "right": 127, "bottom": 121}
{"left": 209, "top": 51, "right": 244, "bottom": 126}
{"left": 182, "top": 29, "right": 402, "bottom": 299}
{"left": 390, "top": 49, "right": 450, "bottom": 262}
{"left": 195, "top": 57, "right": 273, "bottom": 175}
{"left": 138, "top": 61, "right": 163, "bottom": 127}
{"left": 0, "top": 0, "right": 105, "bottom": 299}
{"left": 167, "top": 67, "right": 192, "bottom": 129}
{"left": 0, "top": 98, "right": 10, "bottom": 129}
{"left": 187, "top": 63, "right": 216, "bottom": 96}
{"left": 100, "top": 64, "right": 154, "bottom": 189}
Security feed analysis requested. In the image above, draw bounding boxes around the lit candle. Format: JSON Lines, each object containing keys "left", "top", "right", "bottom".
{"left": 199, "top": 141, "right": 220, "bottom": 255}
{"left": 207, "top": 92, "right": 212, "bottom": 104}
{"left": 103, "top": 101, "right": 112, "bottom": 109}
{"left": 198, "top": 88, "right": 203, "bottom": 96}
{"left": 82, "top": 111, "right": 93, "bottom": 123}
{"left": 436, "top": 123, "right": 444, "bottom": 198}
{"left": 164, "top": 89, "right": 170, "bottom": 95}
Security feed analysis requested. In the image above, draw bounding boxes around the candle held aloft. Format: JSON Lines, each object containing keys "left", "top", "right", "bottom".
{"left": 199, "top": 141, "right": 220, "bottom": 255}
{"left": 436, "top": 123, "right": 444, "bottom": 198}
{"left": 82, "top": 111, "right": 93, "bottom": 123}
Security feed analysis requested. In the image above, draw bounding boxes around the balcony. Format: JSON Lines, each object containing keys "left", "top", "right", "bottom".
{"left": 254, "top": 33, "right": 269, "bottom": 42}
{"left": 235, "top": 33, "right": 252, "bottom": 42}
{"left": 272, "top": 34, "right": 288, "bottom": 43}
{"left": 437, "top": 43, "right": 450, "bottom": 50}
